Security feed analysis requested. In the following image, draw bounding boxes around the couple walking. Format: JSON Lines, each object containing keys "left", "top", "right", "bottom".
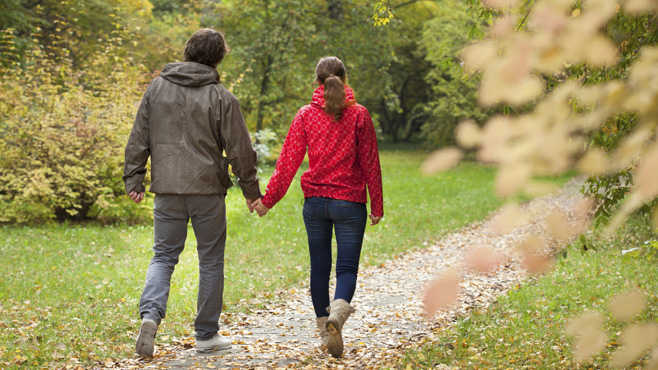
{"left": 123, "top": 29, "right": 383, "bottom": 360}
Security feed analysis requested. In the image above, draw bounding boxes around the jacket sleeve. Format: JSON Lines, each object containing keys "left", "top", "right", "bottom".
{"left": 357, "top": 108, "right": 384, "bottom": 218}
{"left": 220, "top": 93, "right": 261, "bottom": 200}
{"left": 123, "top": 89, "right": 151, "bottom": 194}
{"left": 261, "top": 110, "right": 307, "bottom": 209}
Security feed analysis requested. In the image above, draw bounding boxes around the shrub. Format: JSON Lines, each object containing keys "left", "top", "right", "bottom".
{"left": 0, "top": 32, "right": 149, "bottom": 223}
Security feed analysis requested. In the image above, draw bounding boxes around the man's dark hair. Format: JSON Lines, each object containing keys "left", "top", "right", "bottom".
{"left": 184, "top": 28, "right": 230, "bottom": 68}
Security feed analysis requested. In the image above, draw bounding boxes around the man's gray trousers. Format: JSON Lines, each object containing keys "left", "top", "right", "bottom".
{"left": 139, "top": 194, "right": 226, "bottom": 340}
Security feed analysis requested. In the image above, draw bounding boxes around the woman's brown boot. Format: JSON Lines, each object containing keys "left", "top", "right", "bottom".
{"left": 326, "top": 299, "right": 355, "bottom": 358}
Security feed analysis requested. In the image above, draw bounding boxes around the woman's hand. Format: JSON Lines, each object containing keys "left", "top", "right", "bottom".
{"left": 129, "top": 191, "right": 144, "bottom": 203}
{"left": 250, "top": 198, "right": 270, "bottom": 217}
{"left": 370, "top": 214, "right": 382, "bottom": 226}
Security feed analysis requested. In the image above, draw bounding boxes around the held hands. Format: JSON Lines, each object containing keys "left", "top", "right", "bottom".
{"left": 128, "top": 191, "right": 144, "bottom": 203}
{"left": 247, "top": 198, "right": 269, "bottom": 217}
{"left": 246, "top": 197, "right": 379, "bottom": 223}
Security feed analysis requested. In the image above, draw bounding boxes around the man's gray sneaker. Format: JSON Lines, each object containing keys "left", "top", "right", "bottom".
{"left": 196, "top": 334, "right": 232, "bottom": 353}
{"left": 136, "top": 319, "right": 158, "bottom": 358}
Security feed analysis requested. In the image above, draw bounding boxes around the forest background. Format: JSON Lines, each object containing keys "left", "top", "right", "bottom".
{"left": 0, "top": 0, "right": 491, "bottom": 224}
{"left": 1, "top": 0, "right": 658, "bottom": 368}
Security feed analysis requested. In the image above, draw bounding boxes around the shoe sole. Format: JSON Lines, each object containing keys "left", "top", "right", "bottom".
{"left": 196, "top": 343, "right": 231, "bottom": 354}
{"left": 326, "top": 321, "right": 343, "bottom": 358}
{"left": 136, "top": 321, "right": 157, "bottom": 358}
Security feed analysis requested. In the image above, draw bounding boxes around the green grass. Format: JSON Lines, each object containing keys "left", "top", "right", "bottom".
{"left": 0, "top": 147, "right": 507, "bottom": 367}
{"left": 400, "top": 213, "right": 658, "bottom": 369}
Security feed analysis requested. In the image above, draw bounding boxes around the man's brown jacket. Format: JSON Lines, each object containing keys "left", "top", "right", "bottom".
{"left": 123, "top": 62, "right": 260, "bottom": 199}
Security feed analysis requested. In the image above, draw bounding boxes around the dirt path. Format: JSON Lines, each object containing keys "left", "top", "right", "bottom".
{"left": 116, "top": 180, "right": 586, "bottom": 369}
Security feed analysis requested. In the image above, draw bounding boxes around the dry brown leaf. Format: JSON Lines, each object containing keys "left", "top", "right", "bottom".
{"left": 653, "top": 206, "right": 658, "bottom": 230}
{"left": 519, "top": 234, "right": 545, "bottom": 253}
{"left": 610, "top": 323, "right": 658, "bottom": 368}
{"left": 423, "top": 269, "right": 461, "bottom": 317}
{"left": 519, "top": 250, "right": 554, "bottom": 274}
{"left": 566, "top": 310, "right": 607, "bottom": 362}
{"left": 573, "top": 330, "right": 608, "bottom": 362}
{"left": 584, "top": 36, "right": 618, "bottom": 67}
{"left": 523, "top": 181, "right": 560, "bottom": 198}
{"left": 577, "top": 148, "right": 608, "bottom": 176}
{"left": 461, "top": 41, "right": 498, "bottom": 73}
{"left": 546, "top": 209, "right": 571, "bottom": 241}
{"left": 455, "top": 120, "right": 482, "bottom": 149}
{"left": 496, "top": 164, "right": 531, "bottom": 197}
{"left": 500, "top": 44, "right": 533, "bottom": 84}
{"left": 463, "top": 245, "right": 506, "bottom": 274}
{"left": 608, "top": 289, "right": 647, "bottom": 322}
{"left": 509, "top": 76, "right": 545, "bottom": 105}
{"left": 573, "top": 197, "right": 594, "bottom": 220}
{"left": 624, "top": 0, "right": 658, "bottom": 14}
{"left": 492, "top": 203, "right": 528, "bottom": 234}
{"left": 421, "top": 147, "right": 463, "bottom": 175}
{"left": 478, "top": 116, "right": 512, "bottom": 163}
{"left": 481, "top": 71, "right": 543, "bottom": 106}
{"left": 518, "top": 235, "right": 553, "bottom": 274}
{"left": 481, "top": 0, "right": 519, "bottom": 10}
{"left": 565, "top": 311, "right": 605, "bottom": 337}
{"left": 634, "top": 144, "right": 658, "bottom": 200}
{"left": 490, "top": 15, "right": 518, "bottom": 37}
{"left": 529, "top": 4, "right": 568, "bottom": 34}
{"left": 611, "top": 126, "right": 652, "bottom": 171}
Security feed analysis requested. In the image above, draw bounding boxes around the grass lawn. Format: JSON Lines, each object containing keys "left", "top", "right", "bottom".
{"left": 0, "top": 146, "right": 507, "bottom": 367}
{"left": 400, "top": 212, "right": 658, "bottom": 369}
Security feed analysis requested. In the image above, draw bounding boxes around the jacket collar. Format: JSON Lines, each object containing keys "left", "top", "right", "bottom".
{"left": 311, "top": 84, "right": 356, "bottom": 109}
{"left": 160, "top": 62, "right": 219, "bottom": 87}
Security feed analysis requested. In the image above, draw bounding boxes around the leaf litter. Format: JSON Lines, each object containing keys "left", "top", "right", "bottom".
{"left": 112, "top": 180, "right": 588, "bottom": 369}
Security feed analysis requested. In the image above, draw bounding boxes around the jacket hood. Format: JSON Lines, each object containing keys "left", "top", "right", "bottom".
{"left": 311, "top": 84, "right": 356, "bottom": 109}
{"left": 160, "top": 62, "right": 219, "bottom": 87}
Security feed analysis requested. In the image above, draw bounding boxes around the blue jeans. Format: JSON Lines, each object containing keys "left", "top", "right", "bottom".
{"left": 303, "top": 197, "right": 367, "bottom": 318}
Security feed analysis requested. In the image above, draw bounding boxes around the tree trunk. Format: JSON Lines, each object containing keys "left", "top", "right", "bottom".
{"left": 328, "top": 0, "right": 342, "bottom": 19}
{"left": 256, "top": 55, "right": 273, "bottom": 136}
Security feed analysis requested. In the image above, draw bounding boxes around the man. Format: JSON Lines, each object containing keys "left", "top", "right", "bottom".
{"left": 123, "top": 28, "right": 260, "bottom": 358}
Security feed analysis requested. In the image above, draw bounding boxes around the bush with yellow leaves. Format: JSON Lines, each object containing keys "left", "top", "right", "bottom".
{"left": 0, "top": 29, "right": 150, "bottom": 223}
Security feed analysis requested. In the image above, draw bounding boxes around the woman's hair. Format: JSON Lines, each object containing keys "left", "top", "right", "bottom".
{"left": 184, "top": 28, "right": 230, "bottom": 68}
{"left": 315, "top": 56, "right": 347, "bottom": 119}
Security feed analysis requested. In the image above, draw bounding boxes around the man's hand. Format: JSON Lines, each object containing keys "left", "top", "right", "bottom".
{"left": 246, "top": 198, "right": 257, "bottom": 213}
{"left": 370, "top": 214, "right": 382, "bottom": 226}
{"left": 129, "top": 191, "right": 145, "bottom": 204}
{"left": 251, "top": 198, "right": 270, "bottom": 217}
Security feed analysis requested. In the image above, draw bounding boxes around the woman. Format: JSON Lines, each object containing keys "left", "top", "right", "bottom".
{"left": 251, "top": 56, "right": 384, "bottom": 358}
